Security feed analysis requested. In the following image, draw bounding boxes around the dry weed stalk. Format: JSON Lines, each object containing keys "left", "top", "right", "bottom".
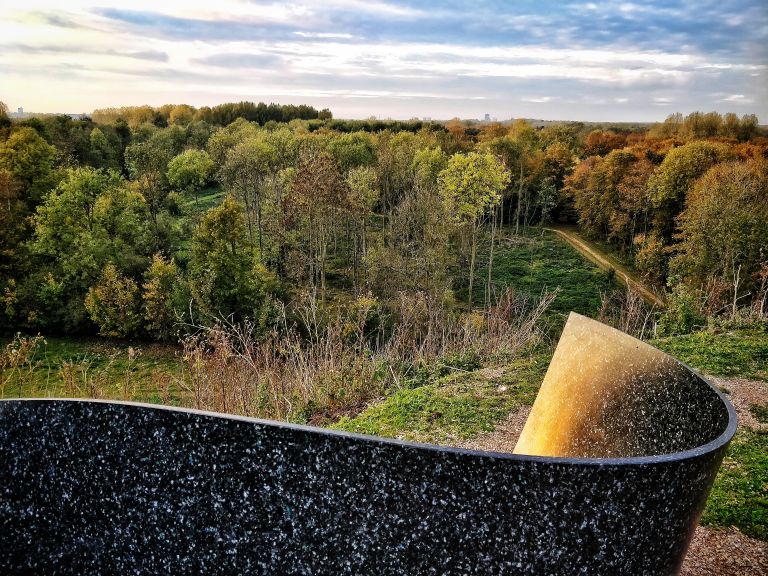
{"left": 598, "top": 287, "right": 656, "bottom": 340}
{"left": 177, "top": 288, "right": 555, "bottom": 422}
{"left": 0, "top": 334, "right": 44, "bottom": 397}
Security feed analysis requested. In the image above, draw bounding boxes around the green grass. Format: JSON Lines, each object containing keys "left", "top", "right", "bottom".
{"left": 1, "top": 336, "right": 182, "bottom": 404}
{"left": 653, "top": 326, "right": 768, "bottom": 381}
{"left": 182, "top": 185, "right": 226, "bottom": 213}
{"left": 332, "top": 354, "right": 548, "bottom": 444}
{"left": 472, "top": 228, "right": 617, "bottom": 329}
{"left": 701, "top": 429, "right": 768, "bottom": 540}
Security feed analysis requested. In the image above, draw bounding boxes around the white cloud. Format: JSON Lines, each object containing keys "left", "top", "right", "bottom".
{"left": 521, "top": 96, "right": 553, "bottom": 103}
{"left": 720, "top": 94, "right": 755, "bottom": 103}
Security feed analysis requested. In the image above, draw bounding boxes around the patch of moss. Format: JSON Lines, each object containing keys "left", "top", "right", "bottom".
{"left": 653, "top": 327, "right": 768, "bottom": 381}
{"left": 331, "top": 354, "right": 548, "bottom": 444}
{"left": 702, "top": 429, "right": 768, "bottom": 540}
{"left": 750, "top": 403, "right": 768, "bottom": 425}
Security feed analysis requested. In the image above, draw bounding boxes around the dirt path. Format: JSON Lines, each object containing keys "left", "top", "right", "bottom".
{"left": 545, "top": 226, "right": 666, "bottom": 308}
{"left": 460, "top": 376, "right": 767, "bottom": 575}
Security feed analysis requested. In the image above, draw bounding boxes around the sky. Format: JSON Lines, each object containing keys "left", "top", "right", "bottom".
{"left": 0, "top": 0, "right": 766, "bottom": 122}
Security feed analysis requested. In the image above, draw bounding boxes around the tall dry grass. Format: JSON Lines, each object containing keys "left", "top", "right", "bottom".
{"left": 1, "top": 334, "right": 44, "bottom": 397}
{"left": 178, "top": 288, "right": 555, "bottom": 423}
{"left": 598, "top": 287, "right": 657, "bottom": 340}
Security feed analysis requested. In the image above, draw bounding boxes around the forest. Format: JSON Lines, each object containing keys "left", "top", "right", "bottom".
{"left": 0, "top": 101, "right": 767, "bottom": 419}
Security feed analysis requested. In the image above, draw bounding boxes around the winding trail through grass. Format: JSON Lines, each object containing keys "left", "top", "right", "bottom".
{"left": 545, "top": 226, "right": 665, "bottom": 308}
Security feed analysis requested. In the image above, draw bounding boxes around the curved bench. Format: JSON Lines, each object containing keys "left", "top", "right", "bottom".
{"left": 0, "top": 313, "right": 736, "bottom": 575}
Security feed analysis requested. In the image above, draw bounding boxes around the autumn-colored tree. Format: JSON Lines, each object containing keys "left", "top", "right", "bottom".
{"left": 169, "top": 104, "right": 196, "bottom": 126}
{"left": 583, "top": 130, "right": 627, "bottom": 157}
{"left": 671, "top": 160, "right": 768, "bottom": 316}
{"left": 565, "top": 149, "right": 653, "bottom": 252}
{"left": 0, "top": 101, "right": 9, "bottom": 129}
{"left": 288, "top": 152, "right": 349, "bottom": 301}
{"left": 85, "top": 263, "right": 141, "bottom": 338}
{"left": 439, "top": 152, "right": 509, "bottom": 307}
{"left": 0, "top": 169, "right": 26, "bottom": 280}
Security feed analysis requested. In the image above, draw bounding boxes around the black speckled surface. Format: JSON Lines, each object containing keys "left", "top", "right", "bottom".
{"left": 0, "top": 397, "right": 734, "bottom": 575}
{"left": 0, "top": 320, "right": 737, "bottom": 575}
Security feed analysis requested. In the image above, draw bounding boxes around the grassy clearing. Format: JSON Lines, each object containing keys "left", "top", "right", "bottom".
{"left": 1, "top": 336, "right": 182, "bottom": 405}
{"left": 182, "top": 185, "right": 226, "bottom": 213}
{"left": 472, "top": 228, "right": 617, "bottom": 330}
{"left": 653, "top": 326, "right": 768, "bottom": 381}
{"left": 332, "top": 354, "right": 548, "bottom": 444}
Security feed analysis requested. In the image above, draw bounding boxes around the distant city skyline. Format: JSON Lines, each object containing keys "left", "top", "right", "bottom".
{"left": 1, "top": 1, "right": 766, "bottom": 122}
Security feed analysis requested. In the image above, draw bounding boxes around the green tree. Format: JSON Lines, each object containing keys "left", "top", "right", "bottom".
{"left": 189, "top": 196, "right": 278, "bottom": 320}
{"left": 30, "top": 167, "right": 150, "bottom": 330}
{"left": 88, "top": 127, "right": 118, "bottom": 170}
{"left": 85, "top": 263, "right": 141, "bottom": 338}
{"left": 167, "top": 149, "right": 213, "bottom": 207}
{"left": 345, "top": 166, "right": 379, "bottom": 292}
{"left": 0, "top": 127, "right": 57, "bottom": 205}
{"left": 142, "top": 254, "right": 187, "bottom": 340}
{"left": 220, "top": 139, "right": 278, "bottom": 253}
{"left": 125, "top": 131, "right": 178, "bottom": 249}
{"left": 438, "top": 152, "right": 509, "bottom": 307}
{"left": 328, "top": 132, "right": 376, "bottom": 172}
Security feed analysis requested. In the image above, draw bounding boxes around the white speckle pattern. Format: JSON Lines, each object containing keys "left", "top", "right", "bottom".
{"left": 0, "top": 330, "right": 736, "bottom": 575}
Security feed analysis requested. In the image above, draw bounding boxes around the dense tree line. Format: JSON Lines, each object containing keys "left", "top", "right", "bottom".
{"left": 91, "top": 101, "right": 331, "bottom": 129}
{"left": 0, "top": 102, "right": 765, "bottom": 340}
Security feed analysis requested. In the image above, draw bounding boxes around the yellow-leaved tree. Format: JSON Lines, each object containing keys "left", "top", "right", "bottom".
{"left": 438, "top": 152, "right": 510, "bottom": 308}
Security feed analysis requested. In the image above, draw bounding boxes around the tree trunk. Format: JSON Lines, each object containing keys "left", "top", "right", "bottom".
{"left": 468, "top": 223, "right": 477, "bottom": 309}
{"left": 515, "top": 161, "right": 524, "bottom": 234}
{"left": 486, "top": 205, "right": 498, "bottom": 310}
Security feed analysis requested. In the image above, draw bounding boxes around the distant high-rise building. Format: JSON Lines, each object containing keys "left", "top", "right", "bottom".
{"left": 484, "top": 113, "right": 491, "bottom": 122}
{"left": 17, "top": 107, "right": 23, "bottom": 115}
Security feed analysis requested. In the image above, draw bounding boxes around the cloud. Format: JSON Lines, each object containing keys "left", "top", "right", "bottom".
{"left": 194, "top": 52, "right": 283, "bottom": 69}
{"left": 521, "top": 96, "right": 553, "bottom": 103}
{"left": 1, "top": 0, "right": 765, "bottom": 121}
{"left": 0, "top": 43, "right": 168, "bottom": 62}
{"left": 719, "top": 93, "right": 755, "bottom": 103}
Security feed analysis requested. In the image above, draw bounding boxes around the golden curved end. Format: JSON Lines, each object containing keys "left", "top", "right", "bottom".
{"left": 513, "top": 313, "right": 721, "bottom": 458}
